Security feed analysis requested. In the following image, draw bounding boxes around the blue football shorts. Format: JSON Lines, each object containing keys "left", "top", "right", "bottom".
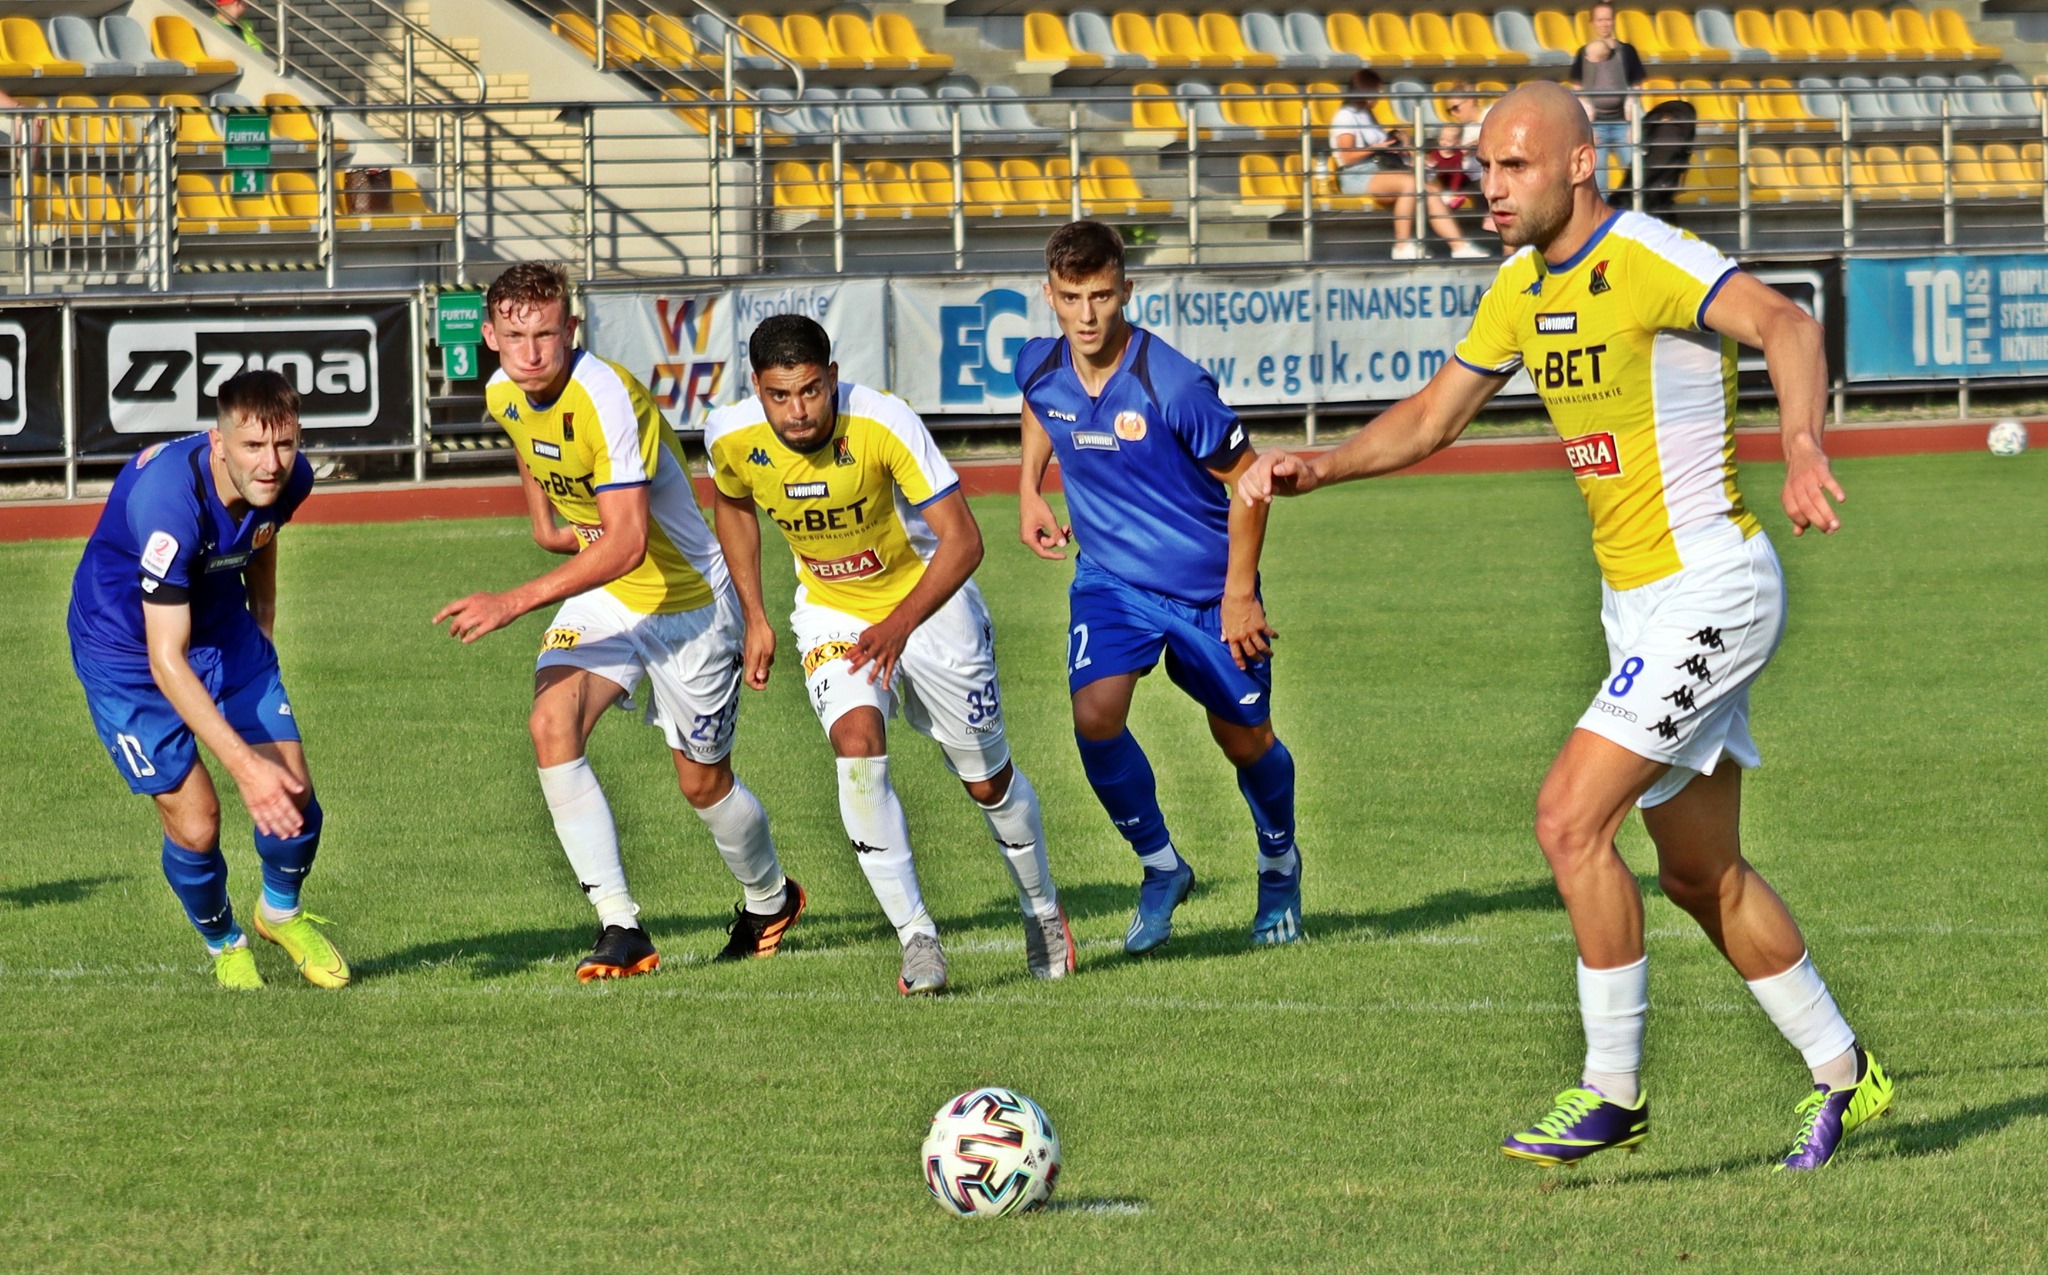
{"left": 1065, "top": 556, "right": 1273, "bottom": 727}
{"left": 72, "top": 630, "right": 301, "bottom": 796}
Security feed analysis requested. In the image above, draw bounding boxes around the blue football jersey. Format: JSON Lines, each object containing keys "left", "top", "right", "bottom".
{"left": 1019, "top": 326, "right": 1248, "bottom": 605}
{"left": 69, "top": 432, "right": 314, "bottom": 674}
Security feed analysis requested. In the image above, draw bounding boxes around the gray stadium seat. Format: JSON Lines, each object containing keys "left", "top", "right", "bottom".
{"left": 934, "top": 83, "right": 1013, "bottom": 135}
{"left": 985, "top": 84, "right": 1054, "bottom": 134}
{"left": 1838, "top": 76, "right": 1899, "bottom": 128}
{"left": 1951, "top": 73, "right": 2022, "bottom": 122}
{"left": 1693, "top": 8, "right": 1769, "bottom": 62}
{"left": 1283, "top": 11, "right": 1345, "bottom": 67}
{"left": 1174, "top": 81, "right": 1257, "bottom": 140}
{"left": 50, "top": 15, "right": 136, "bottom": 76}
{"left": 843, "top": 86, "right": 909, "bottom": 141}
{"left": 1068, "top": 11, "right": 1146, "bottom": 70}
{"left": 1388, "top": 78, "right": 1446, "bottom": 130}
{"left": 801, "top": 86, "right": 854, "bottom": 138}
{"left": 100, "top": 15, "right": 189, "bottom": 76}
{"left": 694, "top": 14, "right": 777, "bottom": 70}
{"left": 889, "top": 85, "right": 952, "bottom": 134}
{"left": 1877, "top": 75, "right": 1936, "bottom": 128}
{"left": 1991, "top": 72, "right": 2041, "bottom": 120}
{"left": 1798, "top": 76, "right": 1843, "bottom": 124}
{"left": 1494, "top": 10, "right": 1572, "bottom": 66}
{"left": 1242, "top": 10, "right": 1325, "bottom": 70}
{"left": 754, "top": 85, "right": 830, "bottom": 138}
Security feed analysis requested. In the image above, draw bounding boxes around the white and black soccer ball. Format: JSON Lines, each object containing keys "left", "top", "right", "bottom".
{"left": 921, "top": 1087, "right": 1061, "bottom": 1218}
{"left": 1988, "top": 420, "right": 2030, "bottom": 457}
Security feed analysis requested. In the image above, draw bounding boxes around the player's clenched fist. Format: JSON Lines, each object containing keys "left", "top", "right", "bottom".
{"left": 1237, "top": 450, "right": 1321, "bottom": 506}
{"left": 742, "top": 621, "right": 776, "bottom": 691}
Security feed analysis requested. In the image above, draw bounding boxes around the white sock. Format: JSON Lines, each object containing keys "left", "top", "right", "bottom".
{"left": 1258, "top": 848, "right": 1300, "bottom": 876}
{"left": 978, "top": 767, "right": 1060, "bottom": 921}
{"left": 696, "top": 777, "right": 787, "bottom": 915}
{"left": 837, "top": 755, "right": 936, "bottom": 942}
{"left": 1138, "top": 846, "right": 1182, "bottom": 873}
{"left": 1579, "top": 955, "right": 1649, "bottom": 1105}
{"left": 537, "top": 758, "right": 639, "bottom": 931}
{"left": 1746, "top": 950, "right": 1858, "bottom": 1082}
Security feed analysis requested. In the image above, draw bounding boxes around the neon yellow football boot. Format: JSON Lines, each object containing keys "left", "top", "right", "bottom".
{"left": 212, "top": 937, "right": 264, "bottom": 990}
{"left": 253, "top": 910, "right": 351, "bottom": 988}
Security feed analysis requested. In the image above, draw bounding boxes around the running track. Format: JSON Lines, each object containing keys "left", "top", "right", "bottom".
{"left": 0, "top": 421, "right": 2006, "bottom": 543}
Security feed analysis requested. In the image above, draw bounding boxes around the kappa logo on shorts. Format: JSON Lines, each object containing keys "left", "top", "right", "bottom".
{"left": 140, "top": 530, "right": 179, "bottom": 578}
{"left": 1072, "top": 430, "right": 1118, "bottom": 451}
{"left": 1562, "top": 431, "right": 1623, "bottom": 479}
{"left": 1114, "top": 410, "right": 1148, "bottom": 442}
{"left": 542, "top": 627, "right": 582, "bottom": 651}
{"left": 533, "top": 439, "right": 562, "bottom": 460}
{"left": 785, "top": 481, "right": 829, "bottom": 499}
{"left": 1663, "top": 685, "right": 1698, "bottom": 711}
{"left": 1536, "top": 312, "right": 1579, "bottom": 334}
{"left": 802, "top": 548, "right": 884, "bottom": 581}
{"left": 1648, "top": 715, "right": 1679, "bottom": 740}
{"left": 802, "top": 640, "right": 856, "bottom": 676}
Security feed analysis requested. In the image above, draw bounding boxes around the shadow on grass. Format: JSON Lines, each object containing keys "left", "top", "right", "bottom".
{"left": 1869, "top": 1088, "right": 2048, "bottom": 1159}
{"left": 0, "top": 875, "right": 121, "bottom": 909}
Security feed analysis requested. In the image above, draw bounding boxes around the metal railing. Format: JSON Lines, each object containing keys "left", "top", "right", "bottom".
{"left": 190, "top": 0, "right": 488, "bottom": 106}
{"left": 4, "top": 86, "right": 2047, "bottom": 296}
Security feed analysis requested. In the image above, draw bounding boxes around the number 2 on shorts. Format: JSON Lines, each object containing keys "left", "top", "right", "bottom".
{"left": 1070, "top": 623, "right": 1092, "bottom": 672}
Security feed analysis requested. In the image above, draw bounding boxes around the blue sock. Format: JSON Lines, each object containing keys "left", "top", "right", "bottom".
{"left": 160, "top": 838, "right": 238, "bottom": 948}
{"left": 253, "top": 793, "right": 322, "bottom": 915}
{"left": 1236, "top": 739, "right": 1298, "bottom": 874}
{"left": 1074, "top": 730, "right": 1176, "bottom": 864}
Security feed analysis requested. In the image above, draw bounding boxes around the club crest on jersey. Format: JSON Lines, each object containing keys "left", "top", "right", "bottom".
{"left": 1536, "top": 312, "right": 1579, "bottom": 335}
{"left": 833, "top": 437, "right": 855, "bottom": 467}
{"left": 1072, "top": 430, "right": 1118, "bottom": 450}
{"left": 533, "top": 439, "right": 562, "bottom": 460}
{"left": 802, "top": 547, "right": 883, "bottom": 581}
{"left": 802, "top": 640, "right": 856, "bottom": 676}
{"left": 542, "top": 627, "right": 582, "bottom": 651}
{"left": 251, "top": 523, "right": 276, "bottom": 551}
{"left": 748, "top": 447, "right": 773, "bottom": 466}
{"left": 785, "top": 481, "right": 828, "bottom": 499}
{"left": 1563, "top": 431, "right": 1623, "bottom": 479}
{"left": 1588, "top": 261, "right": 1613, "bottom": 295}
{"left": 561, "top": 413, "right": 575, "bottom": 441}
{"left": 1113, "top": 410, "right": 1147, "bottom": 442}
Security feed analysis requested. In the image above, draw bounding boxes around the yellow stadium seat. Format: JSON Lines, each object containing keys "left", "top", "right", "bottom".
{"left": 1931, "top": 8, "right": 1999, "bottom": 60}
{"left": 1984, "top": 141, "right": 2038, "bottom": 190}
{"left": 1863, "top": 144, "right": 1936, "bottom": 198}
{"left": 230, "top": 181, "right": 311, "bottom": 233}
{"left": 550, "top": 10, "right": 597, "bottom": 58}
{"left": 1679, "top": 78, "right": 1739, "bottom": 132}
{"left": 1951, "top": 143, "right": 2016, "bottom": 197}
{"left": 1639, "top": 76, "right": 1681, "bottom": 110}
{"left": 782, "top": 15, "right": 861, "bottom": 70}
{"left": 1265, "top": 81, "right": 1310, "bottom": 131}
{"left": 603, "top": 13, "right": 656, "bottom": 64}
{"left": 1891, "top": 9, "right": 1961, "bottom": 60}
{"left": 1676, "top": 145, "right": 1737, "bottom": 203}
{"left": 162, "top": 93, "right": 224, "bottom": 153}
{"left": 1156, "top": 12, "right": 1236, "bottom": 68}
{"left": 1044, "top": 155, "right": 1080, "bottom": 209}
{"left": 874, "top": 15, "right": 949, "bottom": 69}
{"left": 1532, "top": 11, "right": 1580, "bottom": 58}
{"left": 1903, "top": 143, "right": 1952, "bottom": 195}
{"left": 1087, "top": 155, "right": 1173, "bottom": 214}
{"left": 1615, "top": 10, "right": 1673, "bottom": 61}
{"left": 661, "top": 87, "right": 763, "bottom": 141}
{"left": 828, "top": 15, "right": 911, "bottom": 71}
{"left": 3, "top": 17, "right": 85, "bottom": 75}
{"left": 1454, "top": 14, "right": 1527, "bottom": 65}
{"left": 272, "top": 169, "right": 322, "bottom": 220}
{"left": 1218, "top": 81, "right": 1284, "bottom": 135}
{"left": 1306, "top": 81, "right": 1346, "bottom": 130}
{"left": 859, "top": 160, "right": 928, "bottom": 218}
{"left": 1368, "top": 13, "right": 1423, "bottom": 64}
{"left": 1657, "top": 11, "right": 1730, "bottom": 62}
{"left": 1851, "top": 10, "right": 1909, "bottom": 59}
{"left": 1774, "top": 11, "right": 1849, "bottom": 62}
{"left": 772, "top": 160, "right": 829, "bottom": 213}
{"left": 1747, "top": 144, "right": 1801, "bottom": 200}
{"left": 1411, "top": 13, "right": 1486, "bottom": 66}
{"left": 1002, "top": 158, "right": 1063, "bottom": 215}
{"left": 1733, "top": 10, "right": 1787, "bottom": 58}
{"left": 176, "top": 172, "right": 257, "bottom": 233}
{"left": 1131, "top": 82, "right": 1186, "bottom": 131}
{"left": 647, "top": 14, "right": 718, "bottom": 70}
{"left": 151, "top": 15, "right": 237, "bottom": 74}
{"left": 1324, "top": 14, "right": 1390, "bottom": 67}
{"left": 67, "top": 174, "right": 136, "bottom": 237}
{"left": 1026, "top": 12, "right": 1098, "bottom": 67}
{"left": 1782, "top": 144, "right": 1844, "bottom": 198}
{"left": 962, "top": 157, "right": 1028, "bottom": 216}
{"left": 1111, "top": 12, "right": 1170, "bottom": 65}
{"left": 384, "top": 171, "right": 454, "bottom": 229}
{"left": 737, "top": 15, "right": 791, "bottom": 62}
{"left": 1756, "top": 78, "right": 1822, "bottom": 130}
{"left": 1239, "top": 152, "right": 1296, "bottom": 204}
{"left": 1813, "top": 11, "right": 1870, "bottom": 61}
{"left": 1200, "top": 14, "right": 1278, "bottom": 68}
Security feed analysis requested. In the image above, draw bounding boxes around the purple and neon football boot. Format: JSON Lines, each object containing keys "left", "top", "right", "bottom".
{"left": 1503, "top": 1085, "right": 1650, "bottom": 1166}
{"left": 1776, "top": 1046, "right": 1894, "bottom": 1172}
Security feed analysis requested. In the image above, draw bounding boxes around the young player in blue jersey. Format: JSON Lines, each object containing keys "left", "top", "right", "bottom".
{"left": 68, "top": 370, "right": 348, "bottom": 991}
{"left": 1018, "top": 219, "right": 1300, "bottom": 952}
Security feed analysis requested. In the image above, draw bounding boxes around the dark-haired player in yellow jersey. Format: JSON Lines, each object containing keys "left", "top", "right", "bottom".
{"left": 1242, "top": 82, "right": 1892, "bottom": 1172}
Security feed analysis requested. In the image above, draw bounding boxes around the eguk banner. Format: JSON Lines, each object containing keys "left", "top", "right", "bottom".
{"left": 1844, "top": 254, "right": 2048, "bottom": 381}
{"left": 888, "top": 267, "right": 1529, "bottom": 415}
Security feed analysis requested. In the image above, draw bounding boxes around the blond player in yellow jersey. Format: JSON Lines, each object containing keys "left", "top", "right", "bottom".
{"left": 1242, "top": 83, "right": 1893, "bottom": 1172}
{"left": 705, "top": 314, "right": 1070, "bottom": 996}
{"left": 434, "top": 263, "right": 804, "bottom": 981}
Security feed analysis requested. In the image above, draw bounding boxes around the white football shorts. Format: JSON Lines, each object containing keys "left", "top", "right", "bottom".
{"left": 792, "top": 578, "right": 1010, "bottom": 782}
{"left": 1574, "top": 527, "right": 1787, "bottom": 808}
{"left": 536, "top": 584, "right": 745, "bottom": 763}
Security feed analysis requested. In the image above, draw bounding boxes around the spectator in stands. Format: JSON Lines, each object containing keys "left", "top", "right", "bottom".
{"left": 214, "top": 0, "right": 265, "bottom": 50}
{"left": 1327, "top": 70, "right": 1488, "bottom": 261}
{"left": 0, "top": 89, "right": 43, "bottom": 148}
{"left": 1429, "top": 87, "right": 1484, "bottom": 214}
{"left": 1569, "top": 3, "right": 1646, "bottom": 194}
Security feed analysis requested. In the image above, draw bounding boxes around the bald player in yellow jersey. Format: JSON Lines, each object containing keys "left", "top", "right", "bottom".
{"left": 1242, "top": 83, "right": 1892, "bottom": 1172}
{"left": 706, "top": 314, "right": 1070, "bottom": 996}
{"left": 435, "top": 263, "right": 804, "bottom": 981}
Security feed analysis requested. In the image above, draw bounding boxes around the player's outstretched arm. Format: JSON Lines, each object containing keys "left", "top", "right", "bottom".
{"left": 1703, "top": 271, "right": 1843, "bottom": 537}
{"left": 1238, "top": 360, "right": 1506, "bottom": 506}
{"left": 514, "top": 453, "right": 581, "bottom": 555}
{"left": 434, "top": 484, "right": 650, "bottom": 643}
{"left": 1213, "top": 448, "right": 1277, "bottom": 670}
{"left": 143, "top": 600, "right": 305, "bottom": 837}
{"left": 847, "top": 490, "right": 983, "bottom": 686}
{"left": 1018, "top": 404, "right": 1072, "bottom": 560}
{"left": 711, "top": 488, "right": 776, "bottom": 691}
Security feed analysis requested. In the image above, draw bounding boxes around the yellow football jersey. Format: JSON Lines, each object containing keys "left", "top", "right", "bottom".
{"left": 1455, "top": 211, "right": 1761, "bottom": 589}
{"left": 704, "top": 382, "right": 960, "bottom": 623}
{"left": 486, "top": 352, "right": 728, "bottom": 614}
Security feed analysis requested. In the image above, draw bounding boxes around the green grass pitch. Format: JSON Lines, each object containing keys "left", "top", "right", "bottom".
{"left": 1, "top": 452, "right": 2043, "bottom": 1272}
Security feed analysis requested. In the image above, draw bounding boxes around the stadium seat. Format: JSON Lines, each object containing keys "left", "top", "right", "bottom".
{"left": 1175, "top": 81, "right": 1258, "bottom": 138}
{"left": 176, "top": 172, "right": 257, "bottom": 233}
{"left": 1657, "top": 11, "right": 1730, "bottom": 63}
{"left": 49, "top": 16, "right": 135, "bottom": 77}
{"left": 737, "top": 15, "right": 795, "bottom": 64}
{"left": 65, "top": 174, "right": 137, "bottom": 238}
{"left": 1494, "top": 10, "right": 1571, "bottom": 66}
{"left": 1131, "top": 82, "right": 1185, "bottom": 131}
{"left": 1811, "top": 10, "right": 1872, "bottom": 62}
{"left": 1693, "top": 8, "right": 1768, "bottom": 62}
{"left": 1027, "top": 12, "right": 1098, "bottom": 68}
{"left": 1241, "top": 11, "right": 1325, "bottom": 70}
{"left": 1070, "top": 11, "right": 1147, "bottom": 69}
{"left": 1797, "top": 76, "right": 1844, "bottom": 123}
{"left": 1200, "top": 14, "right": 1279, "bottom": 69}
{"left": 984, "top": 84, "right": 1052, "bottom": 133}
{"left": 849, "top": 160, "right": 921, "bottom": 218}
{"left": 1614, "top": 10, "right": 1674, "bottom": 62}
{"left": 1113, "top": 13, "right": 1183, "bottom": 69}
{"left": 1991, "top": 72, "right": 2040, "bottom": 119}
{"left": 1003, "top": 158, "right": 1065, "bottom": 214}
{"left": 781, "top": 15, "right": 860, "bottom": 71}
{"left": 1453, "top": 14, "right": 1526, "bottom": 66}
{"left": 1262, "top": 80, "right": 1310, "bottom": 131}
{"left": 99, "top": 16, "right": 187, "bottom": 77}
{"left": 1838, "top": 76, "right": 1900, "bottom": 127}
{"left": 162, "top": 93, "right": 225, "bottom": 153}
{"left": 1367, "top": 14, "right": 1425, "bottom": 66}
{"left": 1677, "top": 78, "right": 1739, "bottom": 132}
{"left": 1323, "top": 13, "right": 1383, "bottom": 67}
{"left": 1904, "top": 142, "right": 1954, "bottom": 194}
{"left": 151, "top": 15, "right": 238, "bottom": 75}
{"left": 548, "top": 9, "right": 598, "bottom": 58}
{"left": 1305, "top": 80, "right": 1345, "bottom": 130}
{"left": 230, "top": 178, "right": 312, "bottom": 233}
{"left": 1783, "top": 144, "right": 1845, "bottom": 198}
{"left": 1752, "top": 77, "right": 1823, "bottom": 130}
{"left": 1410, "top": 13, "right": 1485, "bottom": 66}
{"left": 1218, "top": 81, "right": 1286, "bottom": 136}
{"left": 1862, "top": 143, "right": 1937, "bottom": 198}
{"left": 602, "top": 13, "right": 658, "bottom": 64}
{"left": 1284, "top": 12, "right": 1349, "bottom": 68}
{"left": 842, "top": 86, "right": 908, "bottom": 140}
{"left": 51, "top": 95, "right": 117, "bottom": 153}
{"left": 1675, "top": 145, "right": 1737, "bottom": 203}
{"left": 645, "top": 14, "right": 717, "bottom": 70}
{"left": 1878, "top": 75, "right": 1939, "bottom": 127}
{"left": 958, "top": 158, "right": 1019, "bottom": 215}
{"left": 1156, "top": 13, "right": 1237, "bottom": 68}
{"left": 831, "top": 16, "right": 912, "bottom": 71}
{"left": 1774, "top": 12, "right": 1850, "bottom": 62}
{"left": 1951, "top": 142, "right": 2017, "bottom": 196}
{"left": 1983, "top": 140, "right": 2039, "bottom": 191}
{"left": 1852, "top": 10, "right": 1911, "bottom": 61}
{"left": 694, "top": 14, "right": 775, "bottom": 70}
{"left": 2, "top": 18, "right": 84, "bottom": 76}
{"left": 1746, "top": 144, "right": 1798, "bottom": 199}
{"left": 1732, "top": 9, "right": 1787, "bottom": 59}
{"left": 1931, "top": 9, "right": 2000, "bottom": 60}
{"left": 771, "top": 160, "right": 830, "bottom": 213}
{"left": 1085, "top": 155, "right": 1174, "bottom": 214}
{"left": 1531, "top": 10, "right": 1580, "bottom": 60}
{"left": 875, "top": 15, "right": 949, "bottom": 70}
{"left": 1239, "top": 151, "right": 1295, "bottom": 203}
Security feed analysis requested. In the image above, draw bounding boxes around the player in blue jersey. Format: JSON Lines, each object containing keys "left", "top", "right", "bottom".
{"left": 1018, "top": 219, "right": 1299, "bottom": 952}
{"left": 68, "top": 371, "right": 347, "bottom": 990}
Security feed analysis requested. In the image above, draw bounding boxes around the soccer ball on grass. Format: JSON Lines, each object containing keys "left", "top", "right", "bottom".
{"left": 1988, "top": 420, "right": 2029, "bottom": 456}
{"left": 921, "top": 1087, "right": 1061, "bottom": 1217}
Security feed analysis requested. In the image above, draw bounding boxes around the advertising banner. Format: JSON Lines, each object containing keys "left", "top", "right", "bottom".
{"left": 584, "top": 280, "right": 888, "bottom": 432}
{"left": 1844, "top": 254, "right": 2048, "bottom": 381}
{"left": 0, "top": 306, "right": 67, "bottom": 456}
{"left": 72, "top": 301, "right": 414, "bottom": 455}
